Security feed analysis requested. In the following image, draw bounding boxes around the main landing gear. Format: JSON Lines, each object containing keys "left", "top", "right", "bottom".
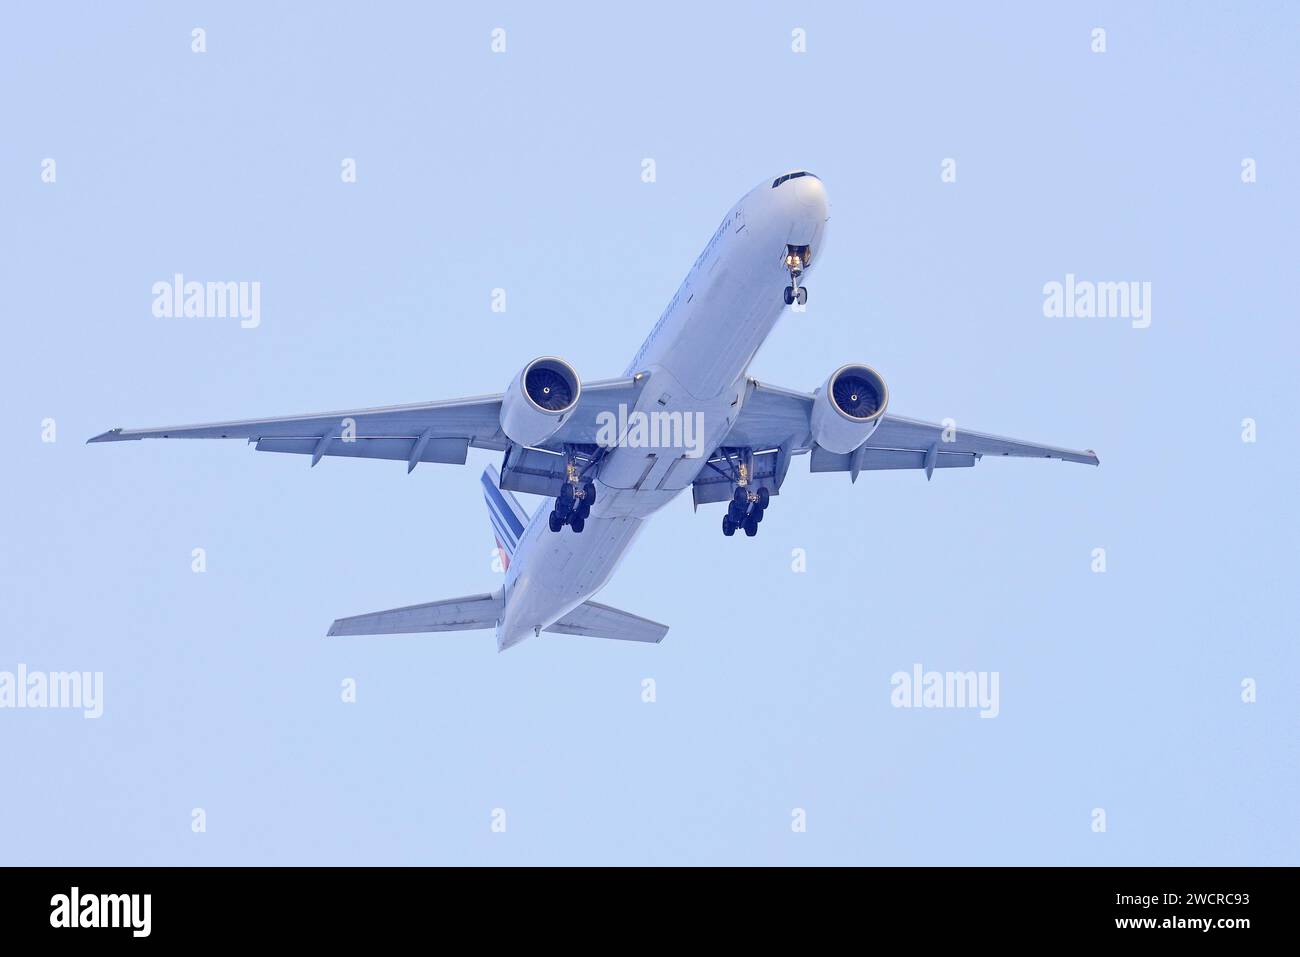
{"left": 550, "top": 480, "right": 596, "bottom": 533}
{"left": 722, "top": 484, "right": 771, "bottom": 538}
{"left": 783, "top": 244, "right": 810, "bottom": 306}
{"left": 548, "top": 448, "right": 598, "bottom": 534}
{"left": 709, "top": 448, "right": 772, "bottom": 538}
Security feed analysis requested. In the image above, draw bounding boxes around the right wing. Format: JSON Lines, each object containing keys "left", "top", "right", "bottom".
{"left": 724, "top": 378, "right": 1099, "bottom": 481}
{"left": 88, "top": 376, "right": 647, "bottom": 471}
{"left": 858, "top": 413, "right": 1099, "bottom": 465}
{"left": 808, "top": 411, "right": 1100, "bottom": 480}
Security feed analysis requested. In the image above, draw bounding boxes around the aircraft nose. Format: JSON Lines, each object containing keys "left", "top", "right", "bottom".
{"left": 793, "top": 174, "right": 827, "bottom": 216}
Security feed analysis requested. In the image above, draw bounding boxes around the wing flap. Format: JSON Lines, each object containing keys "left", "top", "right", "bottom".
{"left": 810, "top": 446, "right": 977, "bottom": 472}
{"left": 256, "top": 436, "right": 470, "bottom": 465}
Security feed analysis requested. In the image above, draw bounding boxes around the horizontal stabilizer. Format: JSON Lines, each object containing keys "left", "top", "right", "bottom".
{"left": 326, "top": 592, "right": 666, "bottom": 645}
{"left": 544, "top": 601, "right": 669, "bottom": 644}
{"left": 327, "top": 590, "right": 503, "bottom": 636}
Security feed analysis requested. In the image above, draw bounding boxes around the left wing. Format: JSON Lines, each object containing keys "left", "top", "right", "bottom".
{"left": 725, "top": 379, "right": 1098, "bottom": 481}
{"left": 88, "top": 377, "right": 647, "bottom": 471}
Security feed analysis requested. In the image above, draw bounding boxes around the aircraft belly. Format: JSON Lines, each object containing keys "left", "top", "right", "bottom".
{"left": 592, "top": 390, "right": 737, "bottom": 512}
{"left": 524, "top": 515, "right": 644, "bottom": 615}
{"left": 692, "top": 291, "right": 783, "bottom": 396}
{"left": 593, "top": 363, "right": 730, "bottom": 499}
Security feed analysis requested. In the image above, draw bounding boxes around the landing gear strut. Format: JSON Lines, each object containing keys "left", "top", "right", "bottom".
{"left": 783, "top": 244, "right": 810, "bottom": 306}
{"left": 548, "top": 446, "right": 599, "bottom": 535}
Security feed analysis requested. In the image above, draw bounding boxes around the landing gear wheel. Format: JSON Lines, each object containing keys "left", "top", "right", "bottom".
{"left": 728, "top": 501, "right": 747, "bottom": 524}
{"left": 795, "top": 287, "right": 807, "bottom": 305}
{"left": 722, "top": 515, "right": 736, "bottom": 537}
{"left": 783, "top": 286, "right": 794, "bottom": 305}
{"left": 575, "top": 500, "right": 591, "bottom": 521}
{"left": 756, "top": 487, "right": 770, "bottom": 509}
{"left": 548, "top": 510, "right": 563, "bottom": 533}
{"left": 558, "top": 484, "right": 575, "bottom": 508}
{"left": 732, "top": 486, "right": 749, "bottom": 505}
{"left": 570, "top": 515, "right": 585, "bottom": 534}
{"left": 582, "top": 482, "right": 596, "bottom": 506}
{"left": 743, "top": 516, "right": 759, "bottom": 537}
{"left": 752, "top": 507, "right": 763, "bottom": 524}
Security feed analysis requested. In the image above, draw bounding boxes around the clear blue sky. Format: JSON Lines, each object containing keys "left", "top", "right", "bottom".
{"left": 2, "top": 2, "right": 1296, "bottom": 865}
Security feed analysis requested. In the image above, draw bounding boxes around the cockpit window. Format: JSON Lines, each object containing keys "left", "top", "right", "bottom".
{"left": 771, "top": 171, "right": 817, "bottom": 188}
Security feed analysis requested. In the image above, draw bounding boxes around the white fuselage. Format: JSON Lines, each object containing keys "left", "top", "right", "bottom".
{"left": 496, "top": 173, "right": 830, "bottom": 649}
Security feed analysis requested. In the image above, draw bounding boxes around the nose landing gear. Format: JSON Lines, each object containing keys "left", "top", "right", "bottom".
{"left": 783, "top": 244, "right": 811, "bottom": 306}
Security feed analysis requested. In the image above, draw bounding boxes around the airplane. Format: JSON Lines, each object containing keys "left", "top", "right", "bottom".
{"left": 91, "top": 171, "right": 1098, "bottom": 651}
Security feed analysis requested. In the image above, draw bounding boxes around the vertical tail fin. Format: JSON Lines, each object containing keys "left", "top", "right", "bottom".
{"left": 481, "top": 465, "right": 530, "bottom": 571}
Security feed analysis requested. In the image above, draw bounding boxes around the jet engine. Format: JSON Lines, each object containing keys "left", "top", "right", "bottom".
{"left": 499, "top": 356, "right": 582, "bottom": 448}
{"left": 809, "top": 363, "right": 889, "bottom": 454}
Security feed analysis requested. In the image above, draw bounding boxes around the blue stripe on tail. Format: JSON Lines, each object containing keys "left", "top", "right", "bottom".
{"left": 481, "top": 465, "right": 529, "bottom": 556}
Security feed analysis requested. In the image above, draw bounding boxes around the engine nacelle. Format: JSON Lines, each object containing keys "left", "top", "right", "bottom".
{"left": 810, "top": 363, "right": 889, "bottom": 454}
{"left": 499, "top": 356, "right": 582, "bottom": 448}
